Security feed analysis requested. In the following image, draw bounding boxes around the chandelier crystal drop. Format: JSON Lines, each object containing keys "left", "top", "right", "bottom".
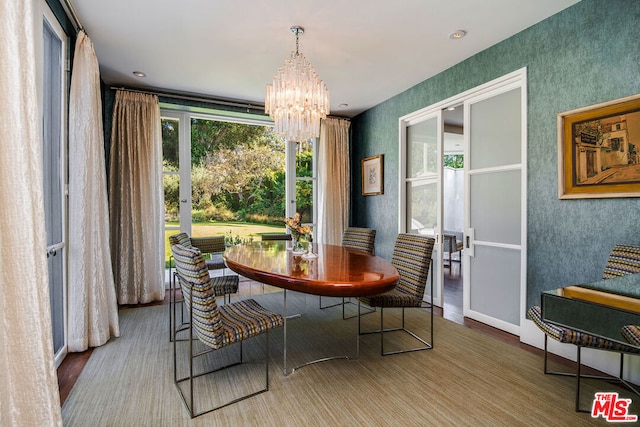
{"left": 265, "top": 26, "right": 330, "bottom": 142}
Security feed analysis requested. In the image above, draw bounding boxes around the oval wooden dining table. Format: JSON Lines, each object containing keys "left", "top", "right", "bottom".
{"left": 224, "top": 241, "right": 399, "bottom": 374}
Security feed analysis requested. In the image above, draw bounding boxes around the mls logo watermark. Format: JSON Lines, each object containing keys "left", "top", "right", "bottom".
{"left": 592, "top": 392, "right": 638, "bottom": 422}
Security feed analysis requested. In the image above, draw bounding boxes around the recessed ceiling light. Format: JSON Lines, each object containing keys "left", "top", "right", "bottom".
{"left": 338, "top": 103, "right": 349, "bottom": 108}
{"left": 447, "top": 106, "right": 456, "bottom": 111}
{"left": 132, "top": 71, "right": 146, "bottom": 77}
{"left": 449, "top": 30, "right": 467, "bottom": 40}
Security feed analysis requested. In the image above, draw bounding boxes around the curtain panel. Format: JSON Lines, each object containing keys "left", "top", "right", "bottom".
{"left": 68, "top": 31, "right": 120, "bottom": 352}
{"left": 109, "top": 90, "right": 165, "bottom": 304}
{"left": 318, "top": 117, "right": 351, "bottom": 244}
{"left": 0, "top": 0, "right": 62, "bottom": 424}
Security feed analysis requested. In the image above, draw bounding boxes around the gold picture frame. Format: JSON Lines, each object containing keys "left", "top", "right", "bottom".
{"left": 558, "top": 93, "right": 640, "bottom": 199}
{"left": 361, "top": 154, "right": 384, "bottom": 196}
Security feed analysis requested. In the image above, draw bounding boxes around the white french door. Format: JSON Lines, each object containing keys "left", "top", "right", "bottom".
{"left": 286, "top": 140, "right": 317, "bottom": 238}
{"left": 463, "top": 75, "right": 527, "bottom": 335}
{"left": 400, "top": 111, "right": 444, "bottom": 307}
{"left": 400, "top": 69, "right": 527, "bottom": 334}
{"left": 42, "top": 3, "right": 68, "bottom": 365}
{"left": 161, "top": 111, "right": 192, "bottom": 246}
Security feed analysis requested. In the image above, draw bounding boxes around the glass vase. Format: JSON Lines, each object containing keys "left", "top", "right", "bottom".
{"left": 292, "top": 235, "right": 306, "bottom": 254}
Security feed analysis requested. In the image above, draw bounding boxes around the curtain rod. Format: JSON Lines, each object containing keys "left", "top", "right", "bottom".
{"left": 62, "top": 0, "right": 84, "bottom": 32}
{"left": 110, "top": 86, "right": 265, "bottom": 112}
{"left": 109, "top": 87, "right": 350, "bottom": 119}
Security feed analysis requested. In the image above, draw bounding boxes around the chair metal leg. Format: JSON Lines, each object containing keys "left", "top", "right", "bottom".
{"left": 358, "top": 271, "right": 434, "bottom": 356}
{"left": 540, "top": 335, "right": 639, "bottom": 412}
{"left": 174, "top": 288, "right": 271, "bottom": 418}
{"left": 343, "top": 298, "right": 375, "bottom": 320}
{"left": 319, "top": 295, "right": 344, "bottom": 310}
{"left": 576, "top": 346, "right": 582, "bottom": 412}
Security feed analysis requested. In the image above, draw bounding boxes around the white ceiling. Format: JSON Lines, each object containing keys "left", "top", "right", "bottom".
{"left": 70, "top": 0, "right": 579, "bottom": 118}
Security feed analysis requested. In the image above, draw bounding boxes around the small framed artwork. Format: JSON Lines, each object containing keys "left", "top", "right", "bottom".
{"left": 558, "top": 93, "right": 640, "bottom": 199}
{"left": 362, "top": 154, "right": 384, "bottom": 196}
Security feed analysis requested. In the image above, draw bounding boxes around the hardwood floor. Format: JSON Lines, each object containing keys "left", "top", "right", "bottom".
{"left": 55, "top": 266, "right": 560, "bottom": 406}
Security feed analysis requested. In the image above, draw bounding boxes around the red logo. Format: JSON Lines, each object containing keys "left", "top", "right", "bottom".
{"left": 591, "top": 392, "right": 638, "bottom": 422}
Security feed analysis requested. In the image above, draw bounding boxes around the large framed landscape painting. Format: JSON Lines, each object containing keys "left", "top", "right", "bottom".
{"left": 558, "top": 94, "right": 640, "bottom": 199}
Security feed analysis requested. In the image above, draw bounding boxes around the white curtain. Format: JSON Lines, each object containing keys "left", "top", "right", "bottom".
{"left": 0, "top": 0, "right": 62, "bottom": 424}
{"left": 68, "top": 31, "right": 120, "bottom": 352}
{"left": 109, "top": 90, "right": 165, "bottom": 304}
{"left": 317, "top": 117, "right": 351, "bottom": 244}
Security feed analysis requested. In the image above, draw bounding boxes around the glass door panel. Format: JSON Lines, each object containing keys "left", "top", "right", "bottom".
{"left": 287, "top": 140, "right": 317, "bottom": 239}
{"left": 161, "top": 113, "right": 189, "bottom": 273}
{"left": 162, "top": 117, "right": 180, "bottom": 230}
{"left": 296, "top": 180, "right": 313, "bottom": 224}
{"left": 404, "top": 112, "right": 443, "bottom": 306}
{"left": 464, "top": 87, "right": 523, "bottom": 334}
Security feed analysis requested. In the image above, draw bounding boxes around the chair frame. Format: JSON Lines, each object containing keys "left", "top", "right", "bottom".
{"left": 171, "top": 244, "right": 278, "bottom": 418}
{"left": 358, "top": 270, "right": 433, "bottom": 355}
{"left": 173, "top": 275, "right": 271, "bottom": 418}
{"left": 358, "top": 234, "right": 435, "bottom": 356}
{"left": 261, "top": 233, "right": 292, "bottom": 241}
{"left": 530, "top": 243, "right": 640, "bottom": 412}
{"left": 443, "top": 231, "right": 463, "bottom": 268}
{"left": 545, "top": 335, "right": 640, "bottom": 412}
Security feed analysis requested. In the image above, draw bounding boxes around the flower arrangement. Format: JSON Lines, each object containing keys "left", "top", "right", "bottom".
{"left": 284, "top": 212, "right": 311, "bottom": 241}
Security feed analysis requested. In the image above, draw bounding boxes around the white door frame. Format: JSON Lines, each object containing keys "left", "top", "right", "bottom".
{"left": 286, "top": 140, "right": 318, "bottom": 240}
{"left": 463, "top": 74, "right": 527, "bottom": 335}
{"left": 40, "top": 0, "right": 69, "bottom": 367}
{"left": 399, "top": 68, "right": 527, "bottom": 334}
{"left": 399, "top": 110, "right": 444, "bottom": 307}
{"left": 160, "top": 110, "right": 192, "bottom": 236}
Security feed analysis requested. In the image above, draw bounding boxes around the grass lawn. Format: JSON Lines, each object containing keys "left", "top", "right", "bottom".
{"left": 165, "top": 221, "right": 285, "bottom": 263}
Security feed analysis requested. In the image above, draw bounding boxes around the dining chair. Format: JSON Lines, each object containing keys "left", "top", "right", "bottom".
{"left": 358, "top": 233, "right": 435, "bottom": 355}
{"left": 168, "top": 233, "right": 238, "bottom": 342}
{"left": 443, "top": 231, "right": 463, "bottom": 269}
{"left": 261, "top": 233, "right": 292, "bottom": 241}
{"left": 528, "top": 243, "right": 640, "bottom": 412}
{"left": 321, "top": 227, "right": 377, "bottom": 317}
{"left": 171, "top": 243, "right": 283, "bottom": 418}
{"left": 169, "top": 232, "right": 227, "bottom": 272}
{"left": 341, "top": 227, "right": 376, "bottom": 254}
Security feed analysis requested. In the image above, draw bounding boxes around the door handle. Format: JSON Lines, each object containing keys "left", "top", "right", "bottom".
{"left": 465, "top": 228, "right": 475, "bottom": 257}
{"left": 180, "top": 199, "right": 187, "bottom": 203}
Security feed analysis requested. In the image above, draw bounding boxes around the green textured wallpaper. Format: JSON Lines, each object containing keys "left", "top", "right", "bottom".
{"left": 351, "top": 0, "right": 640, "bottom": 310}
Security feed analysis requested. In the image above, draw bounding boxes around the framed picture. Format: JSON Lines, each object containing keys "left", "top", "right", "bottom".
{"left": 362, "top": 154, "right": 384, "bottom": 196}
{"left": 558, "top": 93, "right": 640, "bottom": 199}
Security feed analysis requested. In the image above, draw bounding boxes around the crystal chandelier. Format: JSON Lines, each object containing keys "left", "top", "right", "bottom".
{"left": 265, "top": 26, "right": 330, "bottom": 142}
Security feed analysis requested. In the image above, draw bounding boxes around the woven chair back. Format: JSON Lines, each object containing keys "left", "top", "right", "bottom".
{"left": 341, "top": 227, "right": 376, "bottom": 254}
{"left": 391, "top": 233, "right": 435, "bottom": 298}
{"left": 602, "top": 244, "right": 640, "bottom": 279}
{"left": 171, "top": 243, "right": 224, "bottom": 349}
{"left": 169, "top": 232, "right": 191, "bottom": 248}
